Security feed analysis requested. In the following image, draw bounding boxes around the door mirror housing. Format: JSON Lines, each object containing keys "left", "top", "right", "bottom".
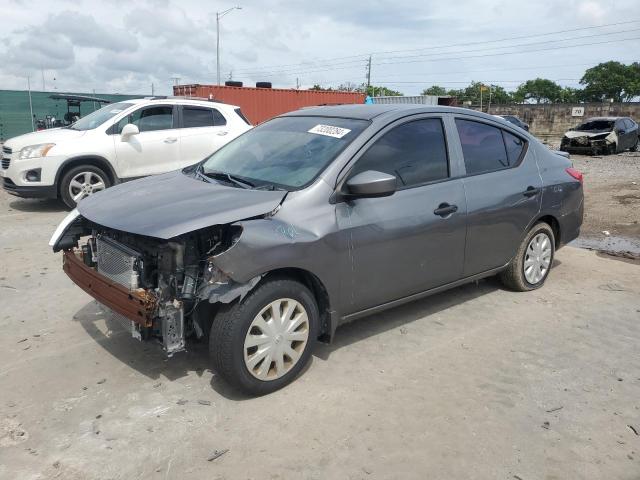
{"left": 121, "top": 123, "right": 139, "bottom": 140}
{"left": 344, "top": 170, "right": 397, "bottom": 198}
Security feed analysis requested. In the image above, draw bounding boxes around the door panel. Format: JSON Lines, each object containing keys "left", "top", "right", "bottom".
{"left": 178, "top": 106, "right": 230, "bottom": 166}
{"left": 114, "top": 105, "right": 180, "bottom": 178}
{"left": 337, "top": 181, "right": 467, "bottom": 314}
{"left": 453, "top": 120, "right": 541, "bottom": 277}
{"left": 334, "top": 116, "right": 467, "bottom": 315}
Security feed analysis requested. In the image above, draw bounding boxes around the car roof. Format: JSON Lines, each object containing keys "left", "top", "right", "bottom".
{"left": 282, "top": 104, "right": 505, "bottom": 122}
{"left": 583, "top": 116, "right": 622, "bottom": 121}
{"left": 120, "top": 97, "right": 238, "bottom": 109}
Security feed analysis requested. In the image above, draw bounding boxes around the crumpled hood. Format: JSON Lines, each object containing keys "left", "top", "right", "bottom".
{"left": 564, "top": 130, "right": 611, "bottom": 139}
{"left": 77, "top": 170, "right": 286, "bottom": 239}
{"left": 4, "top": 128, "right": 86, "bottom": 150}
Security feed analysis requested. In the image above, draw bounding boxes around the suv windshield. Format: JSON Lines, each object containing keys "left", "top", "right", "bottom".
{"left": 576, "top": 120, "right": 614, "bottom": 132}
{"left": 201, "top": 116, "right": 369, "bottom": 190}
{"left": 68, "top": 102, "right": 134, "bottom": 131}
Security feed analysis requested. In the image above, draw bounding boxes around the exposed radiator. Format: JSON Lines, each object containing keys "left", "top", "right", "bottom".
{"left": 96, "top": 235, "right": 142, "bottom": 289}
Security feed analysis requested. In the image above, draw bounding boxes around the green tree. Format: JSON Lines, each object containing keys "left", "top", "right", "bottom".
{"left": 580, "top": 61, "right": 640, "bottom": 102}
{"left": 446, "top": 81, "right": 511, "bottom": 105}
{"left": 558, "top": 87, "right": 584, "bottom": 103}
{"left": 513, "top": 78, "right": 563, "bottom": 103}
{"left": 309, "top": 84, "right": 333, "bottom": 91}
{"left": 364, "top": 85, "right": 403, "bottom": 96}
{"left": 421, "top": 85, "right": 448, "bottom": 96}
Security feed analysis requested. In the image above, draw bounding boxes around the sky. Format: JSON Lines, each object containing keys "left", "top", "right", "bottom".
{"left": 0, "top": 0, "right": 639, "bottom": 96}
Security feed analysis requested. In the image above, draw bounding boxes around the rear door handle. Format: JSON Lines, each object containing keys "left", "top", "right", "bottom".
{"left": 434, "top": 203, "right": 458, "bottom": 217}
{"left": 523, "top": 186, "right": 540, "bottom": 197}
{"left": 216, "top": 131, "right": 229, "bottom": 136}
{"left": 164, "top": 137, "right": 178, "bottom": 144}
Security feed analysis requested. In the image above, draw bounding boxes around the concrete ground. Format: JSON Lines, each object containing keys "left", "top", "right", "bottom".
{"left": 1, "top": 188, "right": 639, "bottom": 480}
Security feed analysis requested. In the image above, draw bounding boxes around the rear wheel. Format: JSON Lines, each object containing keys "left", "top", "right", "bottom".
{"left": 59, "top": 165, "right": 110, "bottom": 209}
{"left": 500, "top": 222, "right": 555, "bottom": 292}
{"left": 209, "top": 277, "right": 319, "bottom": 395}
{"left": 631, "top": 138, "right": 639, "bottom": 152}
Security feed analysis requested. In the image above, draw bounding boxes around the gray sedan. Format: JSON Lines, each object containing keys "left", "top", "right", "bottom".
{"left": 51, "top": 105, "right": 584, "bottom": 395}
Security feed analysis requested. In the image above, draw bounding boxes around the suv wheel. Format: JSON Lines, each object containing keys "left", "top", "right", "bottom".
{"left": 209, "top": 277, "right": 319, "bottom": 395}
{"left": 499, "top": 222, "right": 555, "bottom": 292}
{"left": 60, "top": 165, "right": 110, "bottom": 209}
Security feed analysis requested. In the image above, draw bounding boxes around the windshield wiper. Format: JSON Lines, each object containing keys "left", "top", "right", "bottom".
{"left": 204, "top": 170, "right": 255, "bottom": 189}
{"left": 194, "top": 169, "right": 213, "bottom": 183}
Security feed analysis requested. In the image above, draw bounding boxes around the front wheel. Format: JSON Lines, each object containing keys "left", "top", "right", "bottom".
{"left": 209, "top": 277, "right": 319, "bottom": 395}
{"left": 59, "top": 165, "right": 110, "bottom": 209}
{"left": 500, "top": 222, "right": 555, "bottom": 292}
{"left": 631, "top": 138, "right": 639, "bottom": 152}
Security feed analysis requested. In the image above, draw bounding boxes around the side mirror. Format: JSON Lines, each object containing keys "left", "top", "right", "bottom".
{"left": 121, "top": 123, "right": 139, "bottom": 140}
{"left": 344, "top": 170, "right": 396, "bottom": 198}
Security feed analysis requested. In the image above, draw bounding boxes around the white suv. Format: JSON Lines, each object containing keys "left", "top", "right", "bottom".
{"left": 1, "top": 97, "right": 252, "bottom": 207}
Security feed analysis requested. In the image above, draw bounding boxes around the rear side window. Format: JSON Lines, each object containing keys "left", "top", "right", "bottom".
{"left": 349, "top": 118, "right": 449, "bottom": 188}
{"left": 183, "top": 107, "right": 214, "bottom": 128}
{"left": 503, "top": 130, "right": 525, "bottom": 165}
{"left": 456, "top": 119, "right": 525, "bottom": 175}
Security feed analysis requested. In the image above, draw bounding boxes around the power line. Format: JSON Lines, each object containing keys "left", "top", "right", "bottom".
{"left": 234, "top": 19, "right": 640, "bottom": 75}
{"left": 250, "top": 34, "right": 640, "bottom": 78}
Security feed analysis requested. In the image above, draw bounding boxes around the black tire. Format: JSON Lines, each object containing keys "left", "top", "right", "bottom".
{"left": 209, "top": 277, "right": 319, "bottom": 395}
{"left": 631, "top": 138, "right": 639, "bottom": 152}
{"left": 59, "top": 164, "right": 111, "bottom": 209}
{"left": 499, "top": 222, "right": 555, "bottom": 292}
{"left": 256, "top": 82, "right": 272, "bottom": 88}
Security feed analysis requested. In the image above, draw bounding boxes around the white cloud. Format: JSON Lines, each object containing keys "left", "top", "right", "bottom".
{"left": 0, "top": 0, "right": 637, "bottom": 96}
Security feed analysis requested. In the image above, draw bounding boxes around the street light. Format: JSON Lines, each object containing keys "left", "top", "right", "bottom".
{"left": 216, "top": 6, "right": 242, "bottom": 86}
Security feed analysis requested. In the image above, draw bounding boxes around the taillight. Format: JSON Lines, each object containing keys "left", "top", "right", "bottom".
{"left": 566, "top": 167, "right": 583, "bottom": 184}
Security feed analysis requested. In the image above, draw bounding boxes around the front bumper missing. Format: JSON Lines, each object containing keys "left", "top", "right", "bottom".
{"left": 63, "top": 250, "right": 157, "bottom": 327}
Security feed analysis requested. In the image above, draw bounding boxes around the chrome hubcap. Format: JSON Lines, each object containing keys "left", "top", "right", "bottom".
{"left": 69, "top": 171, "right": 106, "bottom": 203}
{"left": 243, "top": 298, "right": 309, "bottom": 381}
{"left": 524, "top": 232, "right": 552, "bottom": 284}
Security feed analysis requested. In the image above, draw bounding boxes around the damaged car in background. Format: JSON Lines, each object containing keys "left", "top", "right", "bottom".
{"left": 50, "top": 105, "right": 584, "bottom": 395}
{"left": 560, "top": 116, "right": 639, "bottom": 155}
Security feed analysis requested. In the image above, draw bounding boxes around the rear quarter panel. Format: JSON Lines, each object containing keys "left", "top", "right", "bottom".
{"left": 535, "top": 144, "right": 583, "bottom": 246}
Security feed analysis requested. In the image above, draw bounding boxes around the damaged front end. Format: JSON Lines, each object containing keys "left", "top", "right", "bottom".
{"left": 51, "top": 211, "right": 259, "bottom": 356}
{"left": 560, "top": 130, "right": 618, "bottom": 155}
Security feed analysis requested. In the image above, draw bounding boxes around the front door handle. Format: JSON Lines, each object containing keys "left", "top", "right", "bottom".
{"left": 164, "top": 137, "right": 178, "bottom": 144}
{"left": 523, "top": 186, "right": 540, "bottom": 197}
{"left": 216, "top": 131, "right": 229, "bottom": 136}
{"left": 434, "top": 203, "right": 458, "bottom": 217}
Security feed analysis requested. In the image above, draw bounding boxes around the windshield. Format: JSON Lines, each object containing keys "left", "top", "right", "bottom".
{"left": 576, "top": 120, "right": 614, "bottom": 132}
{"left": 69, "top": 102, "right": 134, "bottom": 131}
{"left": 201, "top": 116, "right": 369, "bottom": 190}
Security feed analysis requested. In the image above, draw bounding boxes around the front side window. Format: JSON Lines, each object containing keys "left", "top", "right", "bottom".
{"left": 68, "top": 102, "right": 134, "bottom": 131}
{"left": 201, "top": 116, "right": 369, "bottom": 190}
{"left": 456, "top": 119, "right": 511, "bottom": 175}
{"left": 129, "top": 106, "right": 174, "bottom": 132}
{"left": 348, "top": 118, "right": 449, "bottom": 188}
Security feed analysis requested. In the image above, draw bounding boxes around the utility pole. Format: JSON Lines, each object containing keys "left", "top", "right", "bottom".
{"left": 216, "top": 6, "right": 242, "bottom": 86}
{"left": 27, "top": 76, "right": 34, "bottom": 132}
{"left": 41, "top": 68, "right": 45, "bottom": 91}
{"left": 151, "top": 83, "right": 155, "bottom": 96}
{"left": 296, "top": 77, "right": 300, "bottom": 90}
{"left": 366, "top": 55, "right": 372, "bottom": 91}
{"left": 480, "top": 84, "right": 483, "bottom": 111}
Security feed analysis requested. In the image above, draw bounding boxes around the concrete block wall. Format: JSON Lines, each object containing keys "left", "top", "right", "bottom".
{"left": 477, "top": 102, "right": 640, "bottom": 143}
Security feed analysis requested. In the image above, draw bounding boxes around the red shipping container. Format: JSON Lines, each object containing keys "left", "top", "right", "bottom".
{"left": 173, "top": 84, "right": 366, "bottom": 125}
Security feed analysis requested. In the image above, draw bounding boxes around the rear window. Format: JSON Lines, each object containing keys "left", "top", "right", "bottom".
{"left": 234, "top": 108, "right": 251, "bottom": 125}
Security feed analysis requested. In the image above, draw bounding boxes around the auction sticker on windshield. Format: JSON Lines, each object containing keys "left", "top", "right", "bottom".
{"left": 308, "top": 124, "right": 351, "bottom": 139}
